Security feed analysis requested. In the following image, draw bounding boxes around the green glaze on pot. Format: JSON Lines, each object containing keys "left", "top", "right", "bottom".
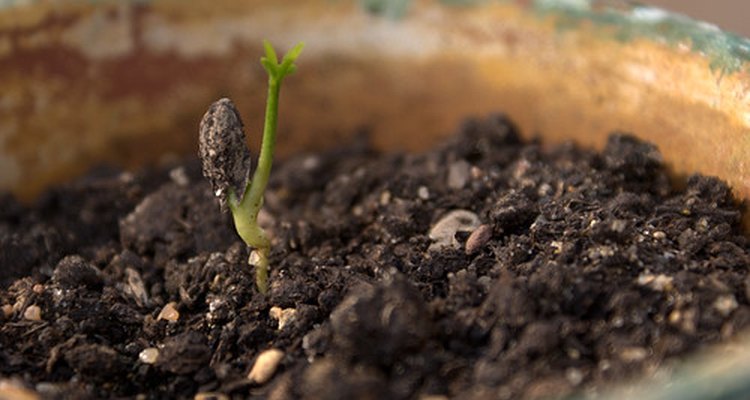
{"left": 533, "top": 0, "right": 750, "bottom": 75}
{"left": 366, "top": 0, "right": 750, "bottom": 75}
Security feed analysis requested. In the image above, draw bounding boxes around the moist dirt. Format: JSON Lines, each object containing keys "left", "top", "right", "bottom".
{"left": 1, "top": 115, "right": 750, "bottom": 399}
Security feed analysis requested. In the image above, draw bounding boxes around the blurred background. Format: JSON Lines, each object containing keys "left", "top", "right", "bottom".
{"left": 645, "top": 0, "right": 749, "bottom": 37}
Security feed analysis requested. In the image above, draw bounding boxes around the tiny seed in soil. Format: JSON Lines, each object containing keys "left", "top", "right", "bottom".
{"left": 23, "top": 305, "right": 41, "bottom": 321}
{"left": 1, "top": 304, "right": 12, "bottom": 318}
{"left": 125, "top": 268, "right": 150, "bottom": 307}
{"left": 32, "top": 284, "right": 44, "bottom": 294}
{"left": 158, "top": 302, "right": 180, "bottom": 322}
{"left": 139, "top": 348, "right": 159, "bottom": 364}
{"left": 465, "top": 224, "right": 492, "bottom": 255}
{"left": 248, "top": 348, "right": 284, "bottom": 384}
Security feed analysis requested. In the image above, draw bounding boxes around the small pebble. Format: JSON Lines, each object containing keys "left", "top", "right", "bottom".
{"left": 139, "top": 348, "right": 159, "bottom": 364}
{"left": 637, "top": 273, "right": 673, "bottom": 291}
{"left": 618, "top": 347, "right": 648, "bottom": 362}
{"left": 417, "top": 186, "right": 430, "bottom": 200}
{"left": 2, "top": 304, "right": 12, "bottom": 318}
{"left": 668, "top": 310, "right": 682, "bottom": 324}
{"left": 248, "top": 349, "right": 284, "bottom": 384}
{"left": 610, "top": 219, "right": 627, "bottom": 233}
{"left": 0, "top": 379, "right": 40, "bottom": 400}
{"left": 537, "top": 183, "right": 553, "bottom": 197}
{"left": 465, "top": 224, "right": 492, "bottom": 255}
{"left": 428, "top": 210, "right": 481, "bottom": 251}
{"left": 269, "top": 306, "right": 297, "bottom": 331}
{"left": 302, "top": 155, "right": 320, "bottom": 170}
{"left": 158, "top": 302, "right": 180, "bottom": 322}
{"left": 118, "top": 171, "right": 134, "bottom": 183}
{"left": 194, "top": 393, "right": 229, "bottom": 400}
{"left": 565, "top": 368, "right": 584, "bottom": 386}
{"left": 566, "top": 348, "right": 581, "bottom": 360}
{"left": 23, "top": 305, "right": 42, "bottom": 321}
{"left": 713, "top": 295, "right": 738, "bottom": 317}
{"left": 169, "top": 166, "right": 190, "bottom": 186}
{"left": 470, "top": 166, "right": 484, "bottom": 179}
{"left": 32, "top": 284, "right": 44, "bottom": 294}
{"left": 652, "top": 231, "right": 667, "bottom": 240}
{"left": 379, "top": 191, "right": 391, "bottom": 206}
{"left": 447, "top": 160, "right": 470, "bottom": 189}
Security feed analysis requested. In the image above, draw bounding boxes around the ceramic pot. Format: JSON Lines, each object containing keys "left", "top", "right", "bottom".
{"left": 1, "top": 1, "right": 749, "bottom": 398}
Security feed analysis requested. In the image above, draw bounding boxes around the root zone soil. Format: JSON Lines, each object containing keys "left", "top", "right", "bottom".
{"left": 1, "top": 115, "right": 750, "bottom": 399}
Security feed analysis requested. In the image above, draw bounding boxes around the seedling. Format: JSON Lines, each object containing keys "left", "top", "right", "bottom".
{"left": 199, "top": 40, "right": 304, "bottom": 293}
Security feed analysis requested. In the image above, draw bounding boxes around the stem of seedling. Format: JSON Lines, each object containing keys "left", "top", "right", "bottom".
{"left": 232, "top": 40, "right": 303, "bottom": 294}
{"left": 200, "top": 40, "right": 303, "bottom": 294}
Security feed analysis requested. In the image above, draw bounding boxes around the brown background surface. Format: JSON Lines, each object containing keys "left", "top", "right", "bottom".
{"left": 645, "top": 0, "right": 749, "bottom": 37}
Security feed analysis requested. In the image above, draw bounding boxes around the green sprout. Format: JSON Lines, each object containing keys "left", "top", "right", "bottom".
{"left": 199, "top": 40, "right": 304, "bottom": 293}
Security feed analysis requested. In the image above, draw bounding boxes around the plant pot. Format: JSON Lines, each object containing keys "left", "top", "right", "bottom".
{"left": 1, "top": 0, "right": 749, "bottom": 398}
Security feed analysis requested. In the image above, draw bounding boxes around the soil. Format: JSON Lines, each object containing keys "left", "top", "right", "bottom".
{"left": 1, "top": 115, "right": 750, "bottom": 399}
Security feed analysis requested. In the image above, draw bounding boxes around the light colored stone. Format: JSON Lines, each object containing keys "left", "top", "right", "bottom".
{"left": 23, "top": 305, "right": 42, "bottom": 321}
{"left": 447, "top": 160, "right": 470, "bottom": 189}
{"left": 169, "top": 166, "right": 190, "bottom": 186}
{"left": 428, "top": 210, "right": 481, "bottom": 251}
{"left": 139, "top": 347, "right": 159, "bottom": 364}
{"left": 470, "top": 166, "right": 484, "bottom": 179}
{"left": 269, "top": 306, "right": 297, "bottom": 331}
{"left": 565, "top": 368, "right": 584, "bottom": 386}
{"left": 671, "top": 307, "right": 697, "bottom": 334}
{"left": 0, "top": 379, "right": 40, "bottom": 400}
{"left": 714, "top": 295, "right": 738, "bottom": 317}
{"left": 158, "top": 302, "right": 180, "bottom": 322}
{"left": 619, "top": 347, "right": 648, "bottom": 362}
{"left": 417, "top": 186, "right": 430, "bottom": 200}
{"left": 248, "top": 349, "right": 284, "bottom": 384}
{"left": 379, "top": 190, "right": 392, "bottom": 206}
{"left": 1, "top": 304, "right": 12, "bottom": 318}
{"left": 194, "top": 393, "right": 229, "bottom": 400}
{"left": 637, "top": 273, "right": 673, "bottom": 291}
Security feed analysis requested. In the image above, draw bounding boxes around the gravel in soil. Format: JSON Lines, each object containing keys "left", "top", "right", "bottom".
{"left": 1, "top": 115, "right": 750, "bottom": 399}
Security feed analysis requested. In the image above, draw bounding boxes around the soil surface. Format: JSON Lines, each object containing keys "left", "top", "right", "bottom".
{"left": 2, "top": 115, "right": 750, "bottom": 399}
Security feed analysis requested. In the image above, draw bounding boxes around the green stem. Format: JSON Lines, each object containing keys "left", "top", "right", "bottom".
{"left": 245, "top": 77, "right": 281, "bottom": 224}
{"left": 229, "top": 41, "right": 303, "bottom": 294}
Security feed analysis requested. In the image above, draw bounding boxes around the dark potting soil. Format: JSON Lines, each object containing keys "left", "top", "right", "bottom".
{"left": 2, "top": 115, "right": 750, "bottom": 399}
